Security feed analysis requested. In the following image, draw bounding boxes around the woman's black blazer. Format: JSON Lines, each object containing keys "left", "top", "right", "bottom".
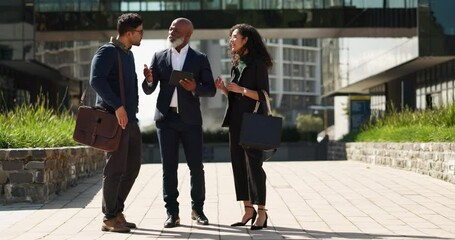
{"left": 221, "top": 56, "right": 270, "bottom": 128}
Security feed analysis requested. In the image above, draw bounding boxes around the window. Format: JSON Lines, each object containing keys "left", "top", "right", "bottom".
{"left": 243, "top": 0, "right": 280, "bottom": 9}
{"left": 15, "top": 89, "right": 31, "bottom": 106}
{"left": 292, "top": 64, "right": 301, "bottom": 76}
{"left": 224, "top": 0, "right": 239, "bottom": 9}
{"left": 302, "top": 39, "right": 317, "bottom": 47}
{"left": 79, "top": 64, "right": 91, "bottom": 78}
{"left": 283, "top": 64, "right": 291, "bottom": 77}
{"left": 291, "top": 79, "right": 303, "bottom": 92}
{"left": 305, "top": 51, "right": 315, "bottom": 62}
{"left": 283, "top": 48, "right": 291, "bottom": 60}
{"left": 305, "top": 65, "right": 315, "bottom": 78}
{"left": 283, "top": 78, "right": 292, "bottom": 91}
{"left": 203, "top": 0, "right": 221, "bottom": 9}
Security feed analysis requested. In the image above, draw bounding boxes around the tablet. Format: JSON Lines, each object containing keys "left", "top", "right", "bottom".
{"left": 169, "top": 70, "right": 194, "bottom": 86}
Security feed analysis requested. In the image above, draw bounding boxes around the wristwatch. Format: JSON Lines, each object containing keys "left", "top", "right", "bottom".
{"left": 242, "top": 87, "right": 247, "bottom": 96}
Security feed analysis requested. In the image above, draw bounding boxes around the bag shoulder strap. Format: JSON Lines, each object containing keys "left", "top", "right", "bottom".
{"left": 116, "top": 50, "right": 126, "bottom": 107}
{"left": 253, "top": 90, "right": 272, "bottom": 116}
{"left": 80, "top": 46, "right": 125, "bottom": 107}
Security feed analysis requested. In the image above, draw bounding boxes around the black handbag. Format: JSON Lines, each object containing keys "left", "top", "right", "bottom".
{"left": 73, "top": 48, "right": 125, "bottom": 152}
{"left": 239, "top": 90, "right": 282, "bottom": 159}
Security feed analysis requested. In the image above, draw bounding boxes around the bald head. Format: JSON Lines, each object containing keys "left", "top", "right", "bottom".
{"left": 168, "top": 18, "right": 194, "bottom": 51}
{"left": 174, "top": 18, "right": 193, "bottom": 35}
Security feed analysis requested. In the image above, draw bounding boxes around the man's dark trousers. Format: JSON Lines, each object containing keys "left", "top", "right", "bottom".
{"left": 157, "top": 111, "right": 206, "bottom": 216}
{"left": 102, "top": 122, "right": 142, "bottom": 220}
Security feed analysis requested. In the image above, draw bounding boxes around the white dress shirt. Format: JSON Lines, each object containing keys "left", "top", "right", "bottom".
{"left": 169, "top": 44, "right": 189, "bottom": 108}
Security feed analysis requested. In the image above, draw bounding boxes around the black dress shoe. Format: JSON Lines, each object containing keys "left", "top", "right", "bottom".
{"left": 231, "top": 206, "right": 257, "bottom": 226}
{"left": 250, "top": 208, "right": 268, "bottom": 230}
{"left": 191, "top": 210, "right": 209, "bottom": 225}
{"left": 164, "top": 214, "right": 180, "bottom": 228}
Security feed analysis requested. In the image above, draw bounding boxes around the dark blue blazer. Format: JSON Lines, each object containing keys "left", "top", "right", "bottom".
{"left": 142, "top": 47, "right": 216, "bottom": 125}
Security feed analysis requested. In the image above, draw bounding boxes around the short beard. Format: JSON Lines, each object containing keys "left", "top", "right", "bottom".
{"left": 168, "top": 37, "right": 184, "bottom": 49}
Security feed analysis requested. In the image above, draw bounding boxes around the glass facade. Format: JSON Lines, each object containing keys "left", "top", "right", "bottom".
{"left": 321, "top": 36, "right": 420, "bottom": 99}
{"left": 323, "top": 0, "right": 455, "bottom": 135}
{"left": 345, "top": 0, "right": 417, "bottom": 8}
{"left": 342, "top": 37, "right": 419, "bottom": 85}
{"left": 0, "top": 1, "right": 34, "bottom": 61}
{"left": 34, "top": 0, "right": 417, "bottom": 31}
{"left": 35, "top": 41, "right": 101, "bottom": 81}
{"left": 321, "top": 38, "right": 346, "bottom": 95}
{"left": 35, "top": 0, "right": 417, "bottom": 11}
{"left": 369, "top": 84, "right": 386, "bottom": 118}
{"left": 419, "top": 0, "right": 455, "bottom": 56}
{"left": 415, "top": 60, "right": 455, "bottom": 109}
{"left": 0, "top": 1, "right": 37, "bottom": 110}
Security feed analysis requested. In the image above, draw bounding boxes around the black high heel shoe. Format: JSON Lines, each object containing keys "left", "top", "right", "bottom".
{"left": 250, "top": 208, "right": 267, "bottom": 230}
{"left": 231, "top": 206, "right": 257, "bottom": 226}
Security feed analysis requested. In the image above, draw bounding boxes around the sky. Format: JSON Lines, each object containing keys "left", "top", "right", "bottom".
{"left": 131, "top": 39, "right": 166, "bottom": 128}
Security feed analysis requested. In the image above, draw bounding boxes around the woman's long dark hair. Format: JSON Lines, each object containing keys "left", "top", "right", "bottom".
{"left": 229, "top": 23, "right": 273, "bottom": 69}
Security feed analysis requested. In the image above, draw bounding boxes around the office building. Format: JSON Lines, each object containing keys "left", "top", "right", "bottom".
{"left": 322, "top": 0, "right": 455, "bottom": 140}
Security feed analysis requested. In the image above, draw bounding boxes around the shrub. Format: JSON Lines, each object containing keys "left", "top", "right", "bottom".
{"left": 141, "top": 128, "right": 230, "bottom": 144}
{"left": 281, "top": 126, "right": 300, "bottom": 142}
{"left": 0, "top": 97, "right": 77, "bottom": 148}
{"left": 203, "top": 129, "right": 230, "bottom": 143}
{"left": 294, "top": 114, "right": 323, "bottom": 142}
{"left": 141, "top": 126, "right": 302, "bottom": 144}
{"left": 141, "top": 125, "right": 159, "bottom": 144}
{"left": 295, "top": 114, "right": 323, "bottom": 133}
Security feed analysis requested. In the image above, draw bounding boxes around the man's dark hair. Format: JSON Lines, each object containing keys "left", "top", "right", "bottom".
{"left": 117, "top": 13, "right": 143, "bottom": 35}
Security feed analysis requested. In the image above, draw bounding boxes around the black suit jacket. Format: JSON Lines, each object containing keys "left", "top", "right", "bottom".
{"left": 221, "top": 56, "right": 270, "bottom": 128}
{"left": 142, "top": 47, "right": 216, "bottom": 125}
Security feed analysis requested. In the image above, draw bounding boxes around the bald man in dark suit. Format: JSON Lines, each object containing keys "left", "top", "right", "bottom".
{"left": 142, "top": 18, "right": 216, "bottom": 228}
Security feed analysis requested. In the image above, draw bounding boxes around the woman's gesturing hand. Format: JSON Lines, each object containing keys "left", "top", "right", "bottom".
{"left": 215, "top": 76, "right": 228, "bottom": 96}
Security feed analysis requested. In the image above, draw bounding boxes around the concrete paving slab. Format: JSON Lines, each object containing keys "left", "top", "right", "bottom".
{"left": 1, "top": 161, "right": 455, "bottom": 240}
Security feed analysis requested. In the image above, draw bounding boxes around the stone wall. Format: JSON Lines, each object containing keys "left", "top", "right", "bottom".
{"left": 0, "top": 147, "right": 105, "bottom": 203}
{"left": 327, "top": 141, "right": 347, "bottom": 160}
{"left": 328, "top": 142, "right": 455, "bottom": 184}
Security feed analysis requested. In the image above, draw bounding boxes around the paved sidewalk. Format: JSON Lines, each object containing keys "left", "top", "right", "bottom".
{"left": 1, "top": 160, "right": 455, "bottom": 240}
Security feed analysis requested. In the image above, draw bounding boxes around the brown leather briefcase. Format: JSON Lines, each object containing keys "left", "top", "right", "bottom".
{"left": 73, "top": 106, "right": 121, "bottom": 152}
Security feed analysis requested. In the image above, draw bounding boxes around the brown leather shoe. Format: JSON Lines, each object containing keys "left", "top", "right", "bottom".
{"left": 117, "top": 213, "right": 137, "bottom": 228}
{"left": 101, "top": 217, "right": 130, "bottom": 233}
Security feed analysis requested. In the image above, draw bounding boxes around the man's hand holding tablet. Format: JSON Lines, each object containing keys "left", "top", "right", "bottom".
{"left": 170, "top": 70, "right": 194, "bottom": 86}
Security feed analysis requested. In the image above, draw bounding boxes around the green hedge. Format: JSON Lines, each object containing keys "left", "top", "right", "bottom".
{"left": 141, "top": 126, "right": 314, "bottom": 144}
{"left": 342, "top": 104, "right": 455, "bottom": 142}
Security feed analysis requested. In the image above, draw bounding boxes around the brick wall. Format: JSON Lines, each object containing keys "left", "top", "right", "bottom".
{"left": 0, "top": 147, "right": 105, "bottom": 203}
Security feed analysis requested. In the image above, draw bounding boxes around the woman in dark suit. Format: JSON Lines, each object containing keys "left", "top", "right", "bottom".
{"left": 215, "top": 23, "right": 273, "bottom": 230}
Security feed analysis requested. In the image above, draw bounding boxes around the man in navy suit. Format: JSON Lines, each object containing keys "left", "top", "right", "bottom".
{"left": 142, "top": 18, "right": 216, "bottom": 228}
